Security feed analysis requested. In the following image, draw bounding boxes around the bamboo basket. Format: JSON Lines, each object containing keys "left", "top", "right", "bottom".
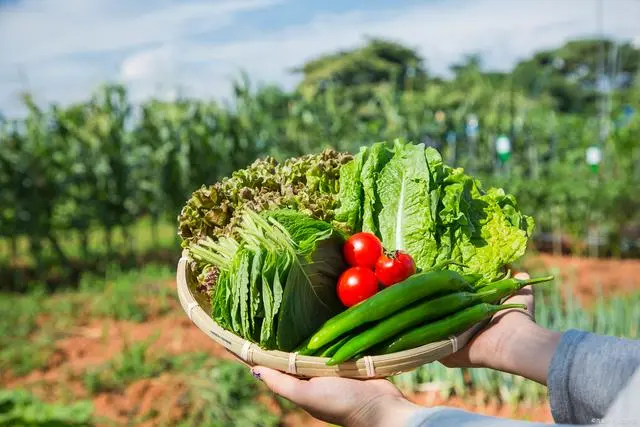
{"left": 177, "top": 251, "right": 487, "bottom": 379}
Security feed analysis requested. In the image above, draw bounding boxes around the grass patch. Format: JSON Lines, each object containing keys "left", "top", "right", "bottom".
{"left": 179, "top": 361, "right": 281, "bottom": 427}
{"left": 83, "top": 336, "right": 209, "bottom": 394}
{"left": 0, "top": 289, "right": 59, "bottom": 376}
{"left": 83, "top": 264, "right": 175, "bottom": 322}
{"left": 0, "top": 389, "right": 93, "bottom": 426}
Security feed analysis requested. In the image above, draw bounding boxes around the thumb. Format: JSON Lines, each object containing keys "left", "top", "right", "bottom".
{"left": 251, "top": 366, "right": 306, "bottom": 401}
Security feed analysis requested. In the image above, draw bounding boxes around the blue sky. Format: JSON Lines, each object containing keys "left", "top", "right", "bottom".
{"left": 1, "top": 0, "right": 639, "bottom": 117}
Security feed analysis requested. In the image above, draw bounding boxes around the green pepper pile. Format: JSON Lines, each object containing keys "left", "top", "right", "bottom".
{"left": 298, "top": 268, "right": 553, "bottom": 364}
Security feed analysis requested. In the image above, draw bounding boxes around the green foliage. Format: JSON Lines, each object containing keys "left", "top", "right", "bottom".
{"left": 179, "top": 361, "right": 280, "bottom": 427}
{"left": 83, "top": 264, "right": 173, "bottom": 322}
{"left": 82, "top": 337, "right": 208, "bottom": 394}
{"left": 294, "top": 37, "right": 428, "bottom": 98}
{"left": 1, "top": 36, "right": 639, "bottom": 288}
{"left": 0, "top": 389, "right": 93, "bottom": 426}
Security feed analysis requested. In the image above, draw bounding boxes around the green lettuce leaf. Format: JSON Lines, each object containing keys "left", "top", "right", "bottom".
{"left": 239, "top": 250, "right": 252, "bottom": 339}
{"left": 276, "top": 234, "right": 347, "bottom": 351}
{"left": 361, "top": 141, "right": 393, "bottom": 235}
{"left": 334, "top": 146, "right": 368, "bottom": 232}
{"left": 433, "top": 180, "right": 533, "bottom": 280}
{"left": 249, "top": 249, "right": 263, "bottom": 340}
{"left": 259, "top": 252, "right": 276, "bottom": 347}
{"left": 212, "top": 269, "right": 229, "bottom": 328}
{"left": 264, "top": 210, "right": 335, "bottom": 254}
{"left": 377, "top": 140, "right": 438, "bottom": 269}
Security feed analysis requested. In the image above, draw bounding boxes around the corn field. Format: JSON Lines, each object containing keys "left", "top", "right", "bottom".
{"left": 1, "top": 79, "right": 640, "bottom": 278}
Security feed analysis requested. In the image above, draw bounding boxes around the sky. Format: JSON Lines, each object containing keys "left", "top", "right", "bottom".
{"left": 1, "top": 0, "right": 639, "bottom": 117}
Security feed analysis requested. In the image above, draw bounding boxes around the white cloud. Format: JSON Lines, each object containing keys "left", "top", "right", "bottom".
{"left": 0, "top": 0, "right": 282, "bottom": 64}
{"left": 1, "top": 0, "right": 639, "bottom": 116}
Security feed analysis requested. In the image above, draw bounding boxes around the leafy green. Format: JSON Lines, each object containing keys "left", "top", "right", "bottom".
{"left": 238, "top": 250, "right": 252, "bottom": 339}
{"left": 212, "top": 270, "right": 229, "bottom": 328}
{"left": 249, "top": 249, "right": 264, "bottom": 340}
{"left": 192, "top": 207, "right": 347, "bottom": 351}
{"left": 276, "top": 234, "right": 347, "bottom": 351}
{"left": 264, "top": 209, "right": 336, "bottom": 254}
{"left": 361, "top": 141, "right": 393, "bottom": 234}
{"left": 179, "top": 149, "right": 353, "bottom": 251}
{"left": 341, "top": 139, "right": 534, "bottom": 280}
{"left": 259, "top": 254, "right": 275, "bottom": 347}
{"left": 377, "top": 140, "right": 438, "bottom": 269}
{"left": 334, "top": 146, "right": 367, "bottom": 232}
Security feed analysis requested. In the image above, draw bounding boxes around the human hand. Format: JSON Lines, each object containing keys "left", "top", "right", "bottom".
{"left": 439, "top": 272, "right": 535, "bottom": 370}
{"left": 250, "top": 366, "right": 420, "bottom": 427}
{"left": 440, "top": 272, "right": 561, "bottom": 385}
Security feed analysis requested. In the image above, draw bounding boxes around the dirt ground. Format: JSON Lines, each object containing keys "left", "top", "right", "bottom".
{"left": 5, "top": 253, "right": 639, "bottom": 426}
{"left": 522, "top": 253, "right": 640, "bottom": 305}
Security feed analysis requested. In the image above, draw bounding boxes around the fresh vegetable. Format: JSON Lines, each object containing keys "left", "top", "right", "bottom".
{"left": 342, "top": 232, "right": 383, "bottom": 269}
{"left": 461, "top": 273, "right": 484, "bottom": 287}
{"left": 179, "top": 149, "right": 352, "bottom": 251}
{"left": 327, "top": 288, "right": 498, "bottom": 365}
{"left": 336, "top": 267, "right": 379, "bottom": 308}
{"left": 317, "top": 334, "right": 354, "bottom": 357}
{"left": 375, "top": 250, "right": 416, "bottom": 287}
{"left": 308, "top": 270, "right": 472, "bottom": 350}
{"left": 476, "top": 274, "right": 554, "bottom": 304}
{"left": 335, "top": 139, "right": 534, "bottom": 281}
{"left": 334, "top": 147, "right": 368, "bottom": 232}
{"left": 375, "top": 303, "right": 527, "bottom": 354}
{"left": 190, "top": 209, "right": 346, "bottom": 351}
{"left": 181, "top": 139, "right": 537, "bottom": 358}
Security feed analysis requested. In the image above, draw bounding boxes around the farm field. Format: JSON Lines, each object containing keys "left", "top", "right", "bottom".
{"left": 2, "top": 251, "right": 638, "bottom": 426}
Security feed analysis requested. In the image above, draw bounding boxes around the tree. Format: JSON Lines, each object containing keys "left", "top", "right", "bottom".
{"left": 512, "top": 39, "right": 640, "bottom": 113}
{"left": 293, "top": 37, "right": 428, "bottom": 98}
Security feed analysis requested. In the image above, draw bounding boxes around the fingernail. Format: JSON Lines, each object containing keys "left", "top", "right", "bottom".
{"left": 251, "top": 368, "right": 262, "bottom": 380}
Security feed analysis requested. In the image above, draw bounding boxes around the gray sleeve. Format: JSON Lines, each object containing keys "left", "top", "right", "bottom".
{"left": 405, "top": 329, "right": 640, "bottom": 427}
{"left": 405, "top": 407, "right": 552, "bottom": 427}
{"left": 547, "top": 330, "right": 640, "bottom": 425}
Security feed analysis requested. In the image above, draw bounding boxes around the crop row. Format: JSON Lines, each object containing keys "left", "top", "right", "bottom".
{"left": 1, "top": 81, "right": 639, "bottom": 274}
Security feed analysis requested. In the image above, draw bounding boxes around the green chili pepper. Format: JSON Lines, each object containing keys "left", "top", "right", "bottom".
{"left": 317, "top": 334, "right": 353, "bottom": 358}
{"left": 375, "top": 303, "right": 527, "bottom": 354}
{"left": 326, "top": 288, "right": 498, "bottom": 365}
{"left": 476, "top": 275, "right": 554, "bottom": 304}
{"left": 294, "top": 336, "right": 316, "bottom": 356}
{"left": 462, "top": 273, "right": 484, "bottom": 287}
{"left": 307, "top": 270, "right": 473, "bottom": 350}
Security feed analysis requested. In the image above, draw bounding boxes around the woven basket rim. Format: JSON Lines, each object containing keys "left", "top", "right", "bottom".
{"left": 176, "top": 251, "right": 486, "bottom": 378}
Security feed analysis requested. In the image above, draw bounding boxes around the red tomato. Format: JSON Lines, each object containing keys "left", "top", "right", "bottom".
{"left": 375, "top": 251, "right": 417, "bottom": 287}
{"left": 342, "top": 232, "right": 383, "bottom": 268}
{"left": 337, "top": 267, "right": 379, "bottom": 307}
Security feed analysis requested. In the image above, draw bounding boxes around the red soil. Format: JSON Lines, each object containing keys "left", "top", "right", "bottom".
{"left": 522, "top": 253, "right": 640, "bottom": 305}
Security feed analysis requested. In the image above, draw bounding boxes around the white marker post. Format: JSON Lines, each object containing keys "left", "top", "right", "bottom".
{"left": 585, "top": 145, "right": 602, "bottom": 257}
{"left": 496, "top": 135, "right": 512, "bottom": 164}
{"left": 586, "top": 145, "right": 602, "bottom": 173}
{"left": 466, "top": 114, "right": 479, "bottom": 173}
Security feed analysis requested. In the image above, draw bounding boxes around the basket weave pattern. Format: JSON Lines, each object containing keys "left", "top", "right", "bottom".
{"left": 176, "top": 253, "right": 485, "bottom": 379}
